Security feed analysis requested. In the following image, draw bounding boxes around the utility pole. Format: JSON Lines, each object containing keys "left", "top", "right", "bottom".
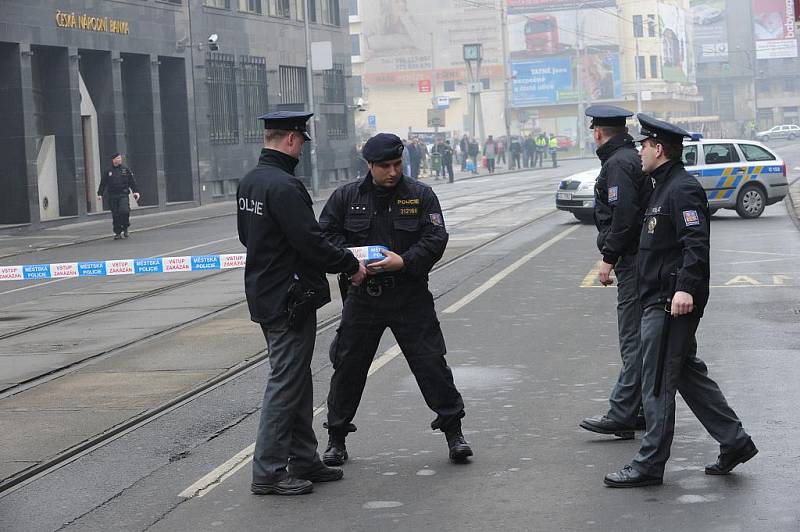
{"left": 575, "top": 2, "right": 585, "bottom": 158}
{"left": 500, "top": 0, "right": 512, "bottom": 148}
{"left": 431, "top": 33, "right": 439, "bottom": 137}
{"left": 302, "top": 2, "right": 320, "bottom": 197}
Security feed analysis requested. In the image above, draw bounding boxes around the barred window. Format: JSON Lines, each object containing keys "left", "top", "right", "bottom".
{"left": 206, "top": 53, "right": 239, "bottom": 144}
{"left": 279, "top": 65, "right": 308, "bottom": 104}
{"left": 240, "top": 56, "right": 269, "bottom": 143}
{"left": 323, "top": 63, "right": 346, "bottom": 103}
{"left": 269, "top": 0, "right": 290, "bottom": 17}
{"left": 326, "top": 111, "right": 348, "bottom": 139}
{"left": 205, "top": 0, "right": 230, "bottom": 8}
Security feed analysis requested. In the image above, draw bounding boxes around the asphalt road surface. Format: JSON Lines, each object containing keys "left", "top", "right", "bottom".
{"left": 0, "top": 153, "right": 798, "bottom": 531}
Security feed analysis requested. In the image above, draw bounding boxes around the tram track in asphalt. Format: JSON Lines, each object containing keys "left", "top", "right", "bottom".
{"left": 0, "top": 199, "right": 563, "bottom": 496}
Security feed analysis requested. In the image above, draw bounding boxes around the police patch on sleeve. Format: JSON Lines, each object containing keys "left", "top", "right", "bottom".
{"left": 608, "top": 186, "right": 618, "bottom": 202}
{"left": 429, "top": 213, "right": 444, "bottom": 226}
{"left": 682, "top": 210, "right": 700, "bottom": 226}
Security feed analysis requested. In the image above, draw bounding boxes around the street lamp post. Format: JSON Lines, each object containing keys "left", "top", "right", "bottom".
{"left": 302, "top": 2, "right": 320, "bottom": 197}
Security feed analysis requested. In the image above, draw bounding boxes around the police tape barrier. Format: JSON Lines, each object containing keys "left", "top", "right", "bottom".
{"left": 0, "top": 254, "right": 247, "bottom": 282}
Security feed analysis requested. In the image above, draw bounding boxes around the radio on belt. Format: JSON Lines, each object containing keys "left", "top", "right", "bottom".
{"left": 348, "top": 245, "right": 388, "bottom": 265}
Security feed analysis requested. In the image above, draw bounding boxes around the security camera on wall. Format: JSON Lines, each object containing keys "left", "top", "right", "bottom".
{"left": 208, "top": 34, "right": 219, "bottom": 52}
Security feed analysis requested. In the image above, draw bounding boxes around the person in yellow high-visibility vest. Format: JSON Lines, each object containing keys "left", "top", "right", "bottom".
{"left": 534, "top": 133, "right": 547, "bottom": 168}
{"left": 548, "top": 134, "right": 559, "bottom": 168}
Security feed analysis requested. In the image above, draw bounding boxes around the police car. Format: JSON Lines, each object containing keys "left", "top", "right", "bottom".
{"left": 556, "top": 135, "right": 790, "bottom": 220}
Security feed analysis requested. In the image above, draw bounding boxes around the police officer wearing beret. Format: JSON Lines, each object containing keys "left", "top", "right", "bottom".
{"left": 238, "top": 111, "right": 367, "bottom": 496}
{"left": 604, "top": 114, "right": 757, "bottom": 487}
{"left": 580, "top": 105, "right": 650, "bottom": 440}
{"left": 97, "top": 153, "right": 140, "bottom": 240}
{"left": 319, "top": 133, "right": 473, "bottom": 466}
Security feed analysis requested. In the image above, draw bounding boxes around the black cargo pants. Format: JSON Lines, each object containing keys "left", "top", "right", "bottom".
{"left": 326, "top": 278, "right": 465, "bottom": 437}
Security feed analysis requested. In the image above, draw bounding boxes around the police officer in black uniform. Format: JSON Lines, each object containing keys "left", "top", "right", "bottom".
{"left": 97, "top": 153, "right": 140, "bottom": 240}
{"left": 237, "top": 111, "right": 367, "bottom": 496}
{"left": 319, "top": 133, "right": 473, "bottom": 466}
{"left": 580, "top": 105, "right": 650, "bottom": 439}
{"left": 604, "top": 114, "right": 757, "bottom": 487}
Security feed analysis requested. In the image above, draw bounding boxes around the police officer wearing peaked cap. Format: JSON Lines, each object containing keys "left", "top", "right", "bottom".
{"left": 237, "top": 110, "right": 367, "bottom": 496}
{"left": 319, "top": 132, "right": 473, "bottom": 466}
{"left": 97, "top": 153, "right": 140, "bottom": 240}
{"left": 580, "top": 105, "right": 650, "bottom": 440}
{"left": 604, "top": 114, "right": 757, "bottom": 487}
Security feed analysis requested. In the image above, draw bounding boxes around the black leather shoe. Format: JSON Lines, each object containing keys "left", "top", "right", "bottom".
{"left": 291, "top": 464, "right": 344, "bottom": 482}
{"left": 123, "top": 229, "right": 129, "bottom": 238}
{"left": 445, "top": 430, "right": 473, "bottom": 462}
{"left": 113, "top": 233, "right": 122, "bottom": 240}
{"left": 705, "top": 439, "right": 758, "bottom": 475}
{"left": 604, "top": 465, "right": 662, "bottom": 488}
{"left": 580, "top": 415, "right": 635, "bottom": 439}
{"left": 322, "top": 435, "right": 348, "bottom": 466}
{"left": 251, "top": 474, "right": 313, "bottom": 496}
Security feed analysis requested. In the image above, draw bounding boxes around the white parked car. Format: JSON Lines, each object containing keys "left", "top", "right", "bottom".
{"left": 755, "top": 124, "right": 800, "bottom": 141}
{"left": 556, "top": 136, "right": 789, "bottom": 221}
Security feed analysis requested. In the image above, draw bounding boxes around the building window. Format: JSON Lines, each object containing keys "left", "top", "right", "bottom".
{"left": 481, "top": 78, "right": 490, "bottom": 90}
{"left": 351, "top": 75, "right": 363, "bottom": 97}
{"left": 784, "top": 77, "right": 796, "bottom": 92}
{"left": 718, "top": 85, "right": 735, "bottom": 120}
{"left": 239, "top": 0, "right": 262, "bottom": 13}
{"left": 295, "top": 0, "right": 304, "bottom": 20}
{"left": 309, "top": 0, "right": 317, "bottom": 21}
{"left": 279, "top": 65, "right": 308, "bottom": 104}
{"left": 351, "top": 34, "right": 361, "bottom": 56}
{"left": 756, "top": 78, "right": 770, "bottom": 93}
{"left": 269, "top": 0, "right": 290, "bottom": 17}
{"left": 348, "top": 0, "right": 358, "bottom": 16}
{"left": 205, "top": 0, "right": 230, "bottom": 8}
{"left": 320, "top": 0, "right": 340, "bottom": 25}
{"left": 225, "top": 179, "right": 239, "bottom": 195}
{"left": 647, "top": 14, "right": 656, "bottom": 37}
{"left": 636, "top": 56, "right": 646, "bottom": 79}
{"left": 444, "top": 80, "right": 456, "bottom": 92}
{"left": 326, "top": 111, "right": 348, "bottom": 138}
{"left": 324, "top": 64, "right": 346, "bottom": 103}
{"left": 206, "top": 53, "right": 239, "bottom": 144}
{"left": 240, "top": 56, "right": 269, "bottom": 143}
{"left": 649, "top": 55, "right": 658, "bottom": 78}
{"left": 212, "top": 180, "right": 224, "bottom": 197}
{"left": 633, "top": 15, "right": 644, "bottom": 38}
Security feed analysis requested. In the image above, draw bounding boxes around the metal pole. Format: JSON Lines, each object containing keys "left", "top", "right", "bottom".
{"left": 431, "top": 33, "right": 439, "bottom": 136}
{"left": 635, "top": 36, "right": 642, "bottom": 114}
{"left": 303, "top": 0, "right": 320, "bottom": 197}
{"left": 575, "top": 2, "right": 584, "bottom": 158}
{"left": 500, "top": 1, "right": 512, "bottom": 151}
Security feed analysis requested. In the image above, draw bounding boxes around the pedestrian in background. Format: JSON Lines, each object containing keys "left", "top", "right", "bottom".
{"left": 510, "top": 136, "right": 522, "bottom": 170}
{"left": 604, "top": 114, "right": 757, "bottom": 488}
{"left": 483, "top": 134, "right": 497, "bottom": 174}
{"left": 459, "top": 134, "right": 468, "bottom": 171}
{"left": 580, "top": 105, "right": 650, "bottom": 441}
{"left": 468, "top": 137, "right": 480, "bottom": 175}
{"left": 238, "top": 111, "right": 366, "bottom": 496}
{"left": 549, "top": 133, "right": 559, "bottom": 168}
{"left": 319, "top": 133, "right": 473, "bottom": 467}
{"left": 97, "top": 153, "right": 140, "bottom": 240}
{"left": 534, "top": 132, "right": 547, "bottom": 168}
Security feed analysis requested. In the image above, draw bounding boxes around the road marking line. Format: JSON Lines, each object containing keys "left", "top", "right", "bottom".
{"left": 178, "top": 343, "right": 404, "bottom": 499}
{"left": 443, "top": 225, "right": 579, "bottom": 314}
{"left": 580, "top": 260, "right": 605, "bottom": 288}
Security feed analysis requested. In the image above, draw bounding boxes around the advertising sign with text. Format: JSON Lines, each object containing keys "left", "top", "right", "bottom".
{"left": 752, "top": 0, "right": 798, "bottom": 59}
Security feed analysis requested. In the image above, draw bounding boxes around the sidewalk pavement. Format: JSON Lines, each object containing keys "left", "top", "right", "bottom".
{"left": 787, "top": 174, "right": 800, "bottom": 228}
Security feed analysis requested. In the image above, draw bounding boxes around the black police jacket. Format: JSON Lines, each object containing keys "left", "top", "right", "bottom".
{"left": 638, "top": 159, "right": 710, "bottom": 314}
{"left": 98, "top": 165, "right": 139, "bottom": 197}
{"left": 319, "top": 175, "right": 448, "bottom": 280}
{"left": 593, "top": 134, "right": 651, "bottom": 264}
{"left": 237, "top": 148, "right": 359, "bottom": 325}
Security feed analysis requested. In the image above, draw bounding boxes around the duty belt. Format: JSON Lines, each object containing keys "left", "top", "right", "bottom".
{"left": 363, "top": 275, "right": 404, "bottom": 297}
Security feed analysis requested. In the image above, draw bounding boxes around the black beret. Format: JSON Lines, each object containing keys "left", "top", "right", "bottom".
{"left": 362, "top": 133, "right": 404, "bottom": 162}
{"left": 111, "top": 152, "right": 121, "bottom": 159}
{"left": 633, "top": 113, "right": 690, "bottom": 145}
{"left": 585, "top": 104, "right": 633, "bottom": 129}
{"left": 258, "top": 111, "right": 313, "bottom": 141}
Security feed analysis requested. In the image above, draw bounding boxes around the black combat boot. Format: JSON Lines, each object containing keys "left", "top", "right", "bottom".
{"left": 322, "top": 433, "right": 348, "bottom": 466}
{"left": 445, "top": 429, "right": 473, "bottom": 462}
